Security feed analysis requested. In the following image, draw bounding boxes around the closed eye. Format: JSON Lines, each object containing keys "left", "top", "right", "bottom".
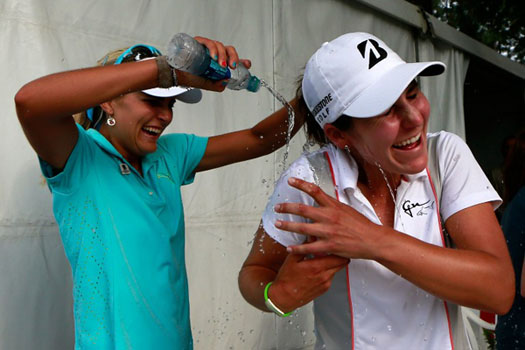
{"left": 145, "top": 99, "right": 162, "bottom": 107}
{"left": 381, "top": 106, "right": 393, "bottom": 116}
{"left": 406, "top": 81, "right": 419, "bottom": 99}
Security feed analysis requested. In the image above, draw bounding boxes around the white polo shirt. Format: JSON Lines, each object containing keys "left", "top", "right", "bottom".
{"left": 262, "top": 131, "right": 501, "bottom": 350}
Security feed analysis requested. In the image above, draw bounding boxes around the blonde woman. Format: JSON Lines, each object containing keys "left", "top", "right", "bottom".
{"left": 15, "top": 36, "right": 301, "bottom": 349}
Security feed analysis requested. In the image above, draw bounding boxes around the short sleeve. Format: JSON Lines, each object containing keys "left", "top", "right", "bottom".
{"left": 39, "top": 124, "right": 94, "bottom": 194}
{"left": 262, "top": 156, "right": 317, "bottom": 247}
{"left": 157, "top": 133, "right": 208, "bottom": 186}
{"left": 437, "top": 132, "right": 502, "bottom": 220}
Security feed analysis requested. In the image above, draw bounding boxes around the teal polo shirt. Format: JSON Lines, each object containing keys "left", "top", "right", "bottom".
{"left": 40, "top": 124, "right": 208, "bottom": 349}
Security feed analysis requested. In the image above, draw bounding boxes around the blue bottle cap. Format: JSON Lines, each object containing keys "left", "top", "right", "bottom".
{"left": 246, "top": 76, "right": 261, "bottom": 92}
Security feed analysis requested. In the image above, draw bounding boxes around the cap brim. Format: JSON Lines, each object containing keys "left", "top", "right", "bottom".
{"left": 142, "top": 86, "right": 202, "bottom": 103}
{"left": 343, "top": 61, "right": 445, "bottom": 118}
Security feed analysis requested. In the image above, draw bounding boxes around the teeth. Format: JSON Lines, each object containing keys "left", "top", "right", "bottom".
{"left": 394, "top": 133, "right": 420, "bottom": 147}
{"left": 143, "top": 127, "right": 161, "bottom": 135}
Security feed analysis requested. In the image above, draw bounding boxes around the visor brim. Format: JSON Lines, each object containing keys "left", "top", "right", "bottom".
{"left": 142, "top": 86, "right": 202, "bottom": 103}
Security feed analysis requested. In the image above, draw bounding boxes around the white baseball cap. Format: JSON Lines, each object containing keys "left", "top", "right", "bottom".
{"left": 302, "top": 32, "right": 446, "bottom": 127}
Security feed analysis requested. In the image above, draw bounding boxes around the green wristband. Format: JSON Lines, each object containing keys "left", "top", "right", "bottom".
{"left": 264, "top": 282, "right": 292, "bottom": 317}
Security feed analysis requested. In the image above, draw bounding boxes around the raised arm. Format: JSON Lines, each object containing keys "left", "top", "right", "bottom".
{"left": 14, "top": 36, "right": 230, "bottom": 170}
{"left": 15, "top": 61, "right": 226, "bottom": 170}
{"left": 15, "top": 60, "right": 161, "bottom": 169}
{"left": 195, "top": 98, "right": 304, "bottom": 172}
{"left": 278, "top": 178, "right": 515, "bottom": 314}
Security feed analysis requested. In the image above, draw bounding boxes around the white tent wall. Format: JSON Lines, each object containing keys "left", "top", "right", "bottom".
{"left": 1, "top": 1, "right": 468, "bottom": 349}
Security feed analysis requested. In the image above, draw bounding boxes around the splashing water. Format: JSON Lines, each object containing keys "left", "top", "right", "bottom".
{"left": 260, "top": 80, "right": 295, "bottom": 170}
{"left": 375, "top": 162, "right": 396, "bottom": 204}
{"left": 308, "top": 162, "right": 321, "bottom": 187}
{"left": 375, "top": 162, "right": 406, "bottom": 232}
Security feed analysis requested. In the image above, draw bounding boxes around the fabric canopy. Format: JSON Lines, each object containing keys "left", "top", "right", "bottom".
{"left": 0, "top": 1, "right": 469, "bottom": 348}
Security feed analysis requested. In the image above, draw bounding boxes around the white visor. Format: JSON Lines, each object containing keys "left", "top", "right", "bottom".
{"left": 142, "top": 86, "right": 202, "bottom": 103}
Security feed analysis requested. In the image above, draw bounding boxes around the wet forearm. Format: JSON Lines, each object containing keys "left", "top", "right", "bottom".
{"left": 238, "top": 265, "right": 276, "bottom": 312}
{"left": 250, "top": 98, "right": 303, "bottom": 153}
{"left": 375, "top": 227, "right": 514, "bottom": 314}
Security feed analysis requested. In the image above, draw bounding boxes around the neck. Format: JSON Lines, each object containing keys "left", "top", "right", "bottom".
{"left": 128, "top": 159, "right": 143, "bottom": 176}
{"left": 99, "top": 126, "right": 144, "bottom": 177}
{"left": 353, "top": 156, "right": 400, "bottom": 227}
{"left": 352, "top": 153, "right": 401, "bottom": 194}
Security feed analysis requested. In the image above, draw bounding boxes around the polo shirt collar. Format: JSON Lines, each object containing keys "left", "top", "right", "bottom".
{"left": 329, "top": 144, "right": 359, "bottom": 192}
{"left": 328, "top": 144, "right": 428, "bottom": 192}
{"left": 87, "top": 128, "right": 120, "bottom": 157}
{"left": 86, "top": 128, "right": 161, "bottom": 174}
{"left": 402, "top": 168, "right": 428, "bottom": 181}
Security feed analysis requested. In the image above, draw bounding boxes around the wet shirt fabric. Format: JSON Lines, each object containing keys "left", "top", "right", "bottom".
{"left": 262, "top": 131, "right": 501, "bottom": 350}
{"left": 40, "top": 124, "right": 207, "bottom": 349}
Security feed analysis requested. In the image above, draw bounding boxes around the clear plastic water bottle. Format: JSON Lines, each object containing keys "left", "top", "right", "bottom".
{"left": 227, "top": 62, "right": 261, "bottom": 92}
{"left": 166, "top": 33, "right": 260, "bottom": 92}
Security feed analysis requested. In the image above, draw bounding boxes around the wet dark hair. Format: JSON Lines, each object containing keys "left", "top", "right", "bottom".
{"left": 295, "top": 74, "right": 352, "bottom": 146}
{"left": 503, "top": 129, "right": 525, "bottom": 203}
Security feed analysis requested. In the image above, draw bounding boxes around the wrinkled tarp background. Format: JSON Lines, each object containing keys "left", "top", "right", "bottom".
{"left": 0, "top": 0, "right": 469, "bottom": 348}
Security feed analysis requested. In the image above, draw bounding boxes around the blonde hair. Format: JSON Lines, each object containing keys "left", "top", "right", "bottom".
{"left": 97, "top": 48, "right": 128, "bottom": 67}
{"left": 74, "top": 47, "right": 131, "bottom": 128}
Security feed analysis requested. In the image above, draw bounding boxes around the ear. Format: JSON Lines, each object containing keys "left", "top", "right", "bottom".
{"left": 323, "top": 123, "right": 350, "bottom": 149}
{"left": 100, "top": 101, "right": 114, "bottom": 116}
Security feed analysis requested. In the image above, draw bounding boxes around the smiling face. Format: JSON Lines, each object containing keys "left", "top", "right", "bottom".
{"left": 327, "top": 81, "right": 430, "bottom": 176}
{"left": 100, "top": 92, "right": 175, "bottom": 166}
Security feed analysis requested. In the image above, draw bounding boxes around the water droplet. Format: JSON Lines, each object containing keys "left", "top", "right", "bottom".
{"left": 260, "top": 80, "right": 295, "bottom": 170}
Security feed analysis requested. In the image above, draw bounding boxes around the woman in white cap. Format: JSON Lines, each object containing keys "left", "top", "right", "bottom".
{"left": 239, "top": 32, "right": 514, "bottom": 349}
{"left": 15, "top": 36, "right": 302, "bottom": 349}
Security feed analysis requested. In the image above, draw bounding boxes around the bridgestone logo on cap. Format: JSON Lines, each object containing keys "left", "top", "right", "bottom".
{"left": 312, "top": 93, "right": 333, "bottom": 116}
{"left": 357, "top": 39, "right": 388, "bottom": 69}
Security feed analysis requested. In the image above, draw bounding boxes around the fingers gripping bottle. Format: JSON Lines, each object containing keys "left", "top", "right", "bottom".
{"left": 166, "top": 33, "right": 260, "bottom": 92}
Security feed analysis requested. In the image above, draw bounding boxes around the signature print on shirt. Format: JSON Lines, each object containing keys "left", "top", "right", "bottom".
{"left": 402, "top": 199, "right": 434, "bottom": 217}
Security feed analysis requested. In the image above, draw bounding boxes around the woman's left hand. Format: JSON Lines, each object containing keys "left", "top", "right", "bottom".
{"left": 194, "top": 36, "right": 251, "bottom": 71}
{"left": 274, "top": 177, "right": 382, "bottom": 260}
